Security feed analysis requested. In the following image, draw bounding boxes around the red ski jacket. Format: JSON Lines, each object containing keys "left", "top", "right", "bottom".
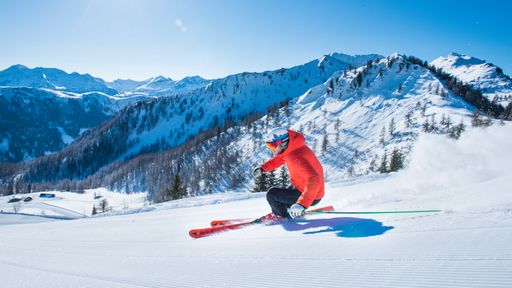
{"left": 261, "top": 130, "right": 325, "bottom": 208}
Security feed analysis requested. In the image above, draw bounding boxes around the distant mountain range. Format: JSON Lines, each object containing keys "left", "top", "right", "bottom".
{"left": 0, "top": 65, "right": 212, "bottom": 162}
{"left": 108, "top": 75, "right": 209, "bottom": 95}
{"left": 0, "top": 64, "right": 117, "bottom": 95}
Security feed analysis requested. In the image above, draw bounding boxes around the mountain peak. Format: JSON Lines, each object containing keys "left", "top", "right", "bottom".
{"left": 319, "top": 52, "right": 383, "bottom": 69}
{"left": 431, "top": 53, "right": 512, "bottom": 106}
{"left": 180, "top": 75, "right": 206, "bottom": 82}
{"left": 441, "top": 53, "right": 486, "bottom": 66}
{"left": 7, "top": 64, "right": 29, "bottom": 70}
{"left": 150, "top": 75, "right": 173, "bottom": 82}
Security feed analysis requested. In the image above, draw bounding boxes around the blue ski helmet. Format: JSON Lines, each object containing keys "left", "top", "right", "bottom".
{"left": 264, "top": 127, "right": 289, "bottom": 150}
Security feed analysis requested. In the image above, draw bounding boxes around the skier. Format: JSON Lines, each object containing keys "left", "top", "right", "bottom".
{"left": 252, "top": 127, "right": 325, "bottom": 223}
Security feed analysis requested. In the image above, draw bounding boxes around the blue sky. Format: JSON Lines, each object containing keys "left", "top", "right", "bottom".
{"left": 0, "top": 0, "right": 510, "bottom": 81}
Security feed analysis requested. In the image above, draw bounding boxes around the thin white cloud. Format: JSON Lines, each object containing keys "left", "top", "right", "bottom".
{"left": 175, "top": 18, "right": 187, "bottom": 32}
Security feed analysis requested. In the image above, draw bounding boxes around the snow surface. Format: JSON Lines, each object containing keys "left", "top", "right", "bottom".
{"left": 57, "top": 127, "right": 74, "bottom": 145}
{"left": 0, "top": 188, "right": 148, "bottom": 219}
{"left": 0, "top": 124, "right": 511, "bottom": 287}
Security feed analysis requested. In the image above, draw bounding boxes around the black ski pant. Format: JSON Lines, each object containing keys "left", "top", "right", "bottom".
{"left": 266, "top": 186, "right": 320, "bottom": 218}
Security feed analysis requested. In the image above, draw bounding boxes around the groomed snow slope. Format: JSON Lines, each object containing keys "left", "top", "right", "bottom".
{"left": 0, "top": 125, "right": 511, "bottom": 287}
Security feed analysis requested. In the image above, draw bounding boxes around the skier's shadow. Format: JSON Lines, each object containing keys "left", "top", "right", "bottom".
{"left": 282, "top": 217, "right": 394, "bottom": 238}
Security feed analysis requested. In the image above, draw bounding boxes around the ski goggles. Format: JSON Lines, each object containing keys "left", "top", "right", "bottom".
{"left": 266, "top": 140, "right": 282, "bottom": 150}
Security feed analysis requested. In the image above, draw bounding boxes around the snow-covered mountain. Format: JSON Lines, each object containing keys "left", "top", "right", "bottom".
{"left": 89, "top": 53, "right": 481, "bottom": 201}
{"left": 4, "top": 54, "right": 485, "bottom": 201}
{"left": 4, "top": 53, "right": 383, "bottom": 186}
{"left": 431, "top": 53, "right": 512, "bottom": 107}
{"left": 109, "top": 75, "right": 211, "bottom": 96}
{"left": 328, "top": 52, "right": 382, "bottom": 67}
{"left": 0, "top": 85, "right": 155, "bottom": 162}
{"left": 0, "top": 65, "right": 136, "bottom": 162}
{"left": 170, "top": 54, "right": 476, "bottom": 195}
{"left": 133, "top": 76, "right": 175, "bottom": 91}
{"left": 0, "top": 67, "right": 209, "bottom": 162}
{"left": 0, "top": 64, "right": 117, "bottom": 95}
{"left": 3, "top": 52, "right": 510, "bottom": 201}
{"left": 107, "top": 79, "right": 145, "bottom": 93}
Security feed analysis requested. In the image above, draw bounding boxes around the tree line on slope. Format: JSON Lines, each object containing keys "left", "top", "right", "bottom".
{"left": 406, "top": 56, "right": 512, "bottom": 120}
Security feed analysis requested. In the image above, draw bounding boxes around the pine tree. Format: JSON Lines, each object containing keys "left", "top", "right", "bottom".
{"left": 471, "top": 111, "right": 482, "bottom": 127}
{"left": 166, "top": 173, "right": 188, "bottom": 200}
{"left": 268, "top": 170, "right": 277, "bottom": 188}
{"left": 378, "top": 150, "right": 388, "bottom": 173}
{"left": 334, "top": 118, "right": 341, "bottom": 144}
{"left": 444, "top": 115, "right": 452, "bottom": 130}
{"left": 321, "top": 135, "right": 329, "bottom": 154}
{"left": 278, "top": 166, "right": 290, "bottom": 188}
{"left": 389, "top": 148, "right": 404, "bottom": 172}
{"left": 449, "top": 121, "right": 465, "bottom": 139}
{"left": 389, "top": 118, "right": 396, "bottom": 138}
{"left": 405, "top": 111, "right": 413, "bottom": 128}
{"left": 100, "top": 199, "right": 109, "bottom": 213}
{"left": 355, "top": 72, "right": 363, "bottom": 87}
{"left": 253, "top": 172, "right": 269, "bottom": 192}
{"left": 430, "top": 115, "right": 437, "bottom": 132}
{"left": 380, "top": 126, "right": 386, "bottom": 145}
{"left": 422, "top": 118, "right": 430, "bottom": 132}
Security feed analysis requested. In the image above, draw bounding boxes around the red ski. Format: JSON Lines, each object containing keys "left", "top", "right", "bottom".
{"left": 189, "top": 205, "right": 334, "bottom": 239}
{"left": 189, "top": 219, "right": 260, "bottom": 239}
{"left": 210, "top": 218, "right": 252, "bottom": 227}
{"left": 210, "top": 205, "right": 334, "bottom": 227}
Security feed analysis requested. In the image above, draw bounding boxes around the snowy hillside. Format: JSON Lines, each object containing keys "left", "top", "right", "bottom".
{"left": 431, "top": 53, "right": 512, "bottom": 106}
{"left": 270, "top": 54, "right": 475, "bottom": 180}
{"left": 172, "top": 54, "right": 477, "bottom": 195}
{"left": 0, "top": 124, "right": 510, "bottom": 288}
{"left": 4, "top": 53, "right": 382, "bottom": 187}
{"left": 123, "top": 53, "right": 373, "bottom": 155}
{"left": 0, "top": 86, "right": 151, "bottom": 162}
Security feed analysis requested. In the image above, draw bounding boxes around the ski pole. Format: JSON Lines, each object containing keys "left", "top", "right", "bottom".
{"left": 306, "top": 209, "right": 442, "bottom": 215}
